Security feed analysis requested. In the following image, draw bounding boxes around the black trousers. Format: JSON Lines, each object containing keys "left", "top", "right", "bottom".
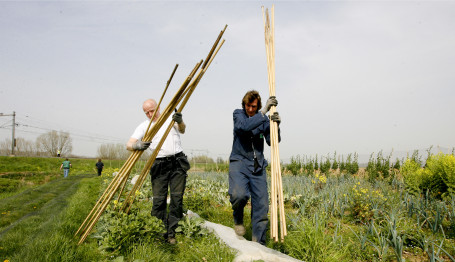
{"left": 150, "top": 152, "right": 189, "bottom": 238}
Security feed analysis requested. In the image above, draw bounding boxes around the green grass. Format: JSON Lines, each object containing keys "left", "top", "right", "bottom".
{"left": 0, "top": 155, "right": 128, "bottom": 174}
{"left": 0, "top": 158, "right": 238, "bottom": 261}
{"left": 3, "top": 156, "right": 454, "bottom": 261}
{"left": 0, "top": 175, "right": 102, "bottom": 261}
{"left": 0, "top": 156, "right": 146, "bottom": 199}
{"left": 118, "top": 233, "right": 235, "bottom": 261}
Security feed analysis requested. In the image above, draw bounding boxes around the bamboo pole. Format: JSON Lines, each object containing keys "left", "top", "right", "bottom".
{"left": 75, "top": 64, "right": 180, "bottom": 239}
{"left": 124, "top": 36, "right": 226, "bottom": 212}
{"left": 78, "top": 70, "right": 196, "bottom": 244}
{"left": 116, "top": 65, "right": 178, "bottom": 203}
{"left": 122, "top": 27, "right": 227, "bottom": 211}
{"left": 76, "top": 26, "right": 227, "bottom": 245}
{"left": 76, "top": 65, "right": 190, "bottom": 243}
{"left": 74, "top": 153, "right": 135, "bottom": 237}
{"left": 144, "top": 64, "right": 179, "bottom": 135}
{"left": 121, "top": 61, "right": 202, "bottom": 213}
{"left": 262, "top": 5, "right": 286, "bottom": 242}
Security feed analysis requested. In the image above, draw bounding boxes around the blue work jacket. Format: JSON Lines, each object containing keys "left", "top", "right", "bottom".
{"left": 229, "top": 109, "right": 281, "bottom": 171}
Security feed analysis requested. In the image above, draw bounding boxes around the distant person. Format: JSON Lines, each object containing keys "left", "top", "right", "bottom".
{"left": 126, "top": 98, "right": 190, "bottom": 245}
{"left": 96, "top": 159, "right": 104, "bottom": 176}
{"left": 60, "top": 158, "right": 72, "bottom": 178}
{"left": 228, "top": 90, "right": 281, "bottom": 245}
{"left": 57, "top": 150, "right": 61, "bottom": 157}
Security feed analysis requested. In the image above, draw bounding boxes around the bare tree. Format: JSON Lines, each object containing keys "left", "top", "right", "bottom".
{"left": 15, "top": 138, "right": 36, "bottom": 156}
{"left": 97, "top": 143, "right": 130, "bottom": 160}
{"left": 36, "top": 130, "right": 72, "bottom": 157}
{"left": 0, "top": 137, "right": 43, "bottom": 156}
{"left": 0, "top": 138, "right": 10, "bottom": 156}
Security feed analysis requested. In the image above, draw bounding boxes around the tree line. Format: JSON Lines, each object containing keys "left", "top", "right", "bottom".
{"left": 0, "top": 130, "right": 72, "bottom": 157}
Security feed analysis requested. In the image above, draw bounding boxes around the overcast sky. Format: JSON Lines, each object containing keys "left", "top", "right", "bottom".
{"left": 1, "top": 1, "right": 454, "bottom": 163}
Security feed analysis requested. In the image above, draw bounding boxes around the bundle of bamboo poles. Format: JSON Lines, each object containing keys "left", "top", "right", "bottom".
{"left": 75, "top": 25, "right": 227, "bottom": 245}
{"left": 262, "top": 6, "right": 286, "bottom": 242}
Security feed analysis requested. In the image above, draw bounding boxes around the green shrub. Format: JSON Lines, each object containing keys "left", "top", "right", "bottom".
{"left": 184, "top": 179, "right": 229, "bottom": 212}
{"left": 287, "top": 155, "right": 302, "bottom": 176}
{"left": 349, "top": 182, "right": 387, "bottom": 223}
{"left": 175, "top": 216, "right": 209, "bottom": 238}
{"left": 401, "top": 153, "right": 455, "bottom": 198}
{"left": 425, "top": 153, "right": 455, "bottom": 197}
{"left": 96, "top": 201, "right": 165, "bottom": 253}
{"left": 320, "top": 155, "right": 331, "bottom": 175}
{"left": 401, "top": 159, "right": 426, "bottom": 196}
{"left": 314, "top": 155, "right": 319, "bottom": 171}
{"left": 332, "top": 159, "right": 339, "bottom": 171}
{"left": 305, "top": 158, "right": 314, "bottom": 175}
{"left": 393, "top": 158, "right": 401, "bottom": 170}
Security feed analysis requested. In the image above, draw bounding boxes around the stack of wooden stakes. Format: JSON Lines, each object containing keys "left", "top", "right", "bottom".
{"left": 262, "top": 5, "right": 286, "bottom": 242}
{"left": 75, "top": 25, "right": 227, "bottom": 245}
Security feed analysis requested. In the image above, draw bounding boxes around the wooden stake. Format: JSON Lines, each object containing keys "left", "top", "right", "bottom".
{"left": 76, "top": 26, "right": 227, "bottom": 245}
{"left": 262, "top": 5, "right": 286, "bottom": 242}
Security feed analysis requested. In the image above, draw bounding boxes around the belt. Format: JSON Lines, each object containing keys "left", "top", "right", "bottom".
{"left": 156, "top": 151, "right": 184, "bottom": 161}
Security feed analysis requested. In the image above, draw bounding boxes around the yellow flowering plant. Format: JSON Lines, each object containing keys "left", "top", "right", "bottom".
{"left": 349, "top": 182, "right": 387, "bottom": 223}
{"left": 311, "top": 172, "right": 327, "bottom": 192}
{"left": 401, "top": 153, "right": 455, "bottom": 198}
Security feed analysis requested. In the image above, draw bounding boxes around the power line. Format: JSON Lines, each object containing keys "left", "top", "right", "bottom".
{"left": 1, "top": 120, "right": 124, "bottom": 145}
{"left": 1, "top": 126, "right": 123, "bottom": 145}
{"left": 16, "top": 114, "right": 123, "bottom": 142}
{"left": 0, "top": 121, "right": 12, "bottom": 128}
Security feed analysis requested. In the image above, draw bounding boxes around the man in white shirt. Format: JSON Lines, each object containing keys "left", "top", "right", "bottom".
{"left": 127, "top": 99, "right": 190, "bottom": 245}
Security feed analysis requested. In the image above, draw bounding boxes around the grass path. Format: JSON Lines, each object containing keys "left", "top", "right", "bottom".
{"left": 0, "top": 174, "right": 102, "bottom": 261}
{"left": 0, "top": 175, "right": 90, "bottom": 232}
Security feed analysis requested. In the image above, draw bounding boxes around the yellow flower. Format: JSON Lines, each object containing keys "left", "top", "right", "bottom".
{"left": 113, "top": 200, "right": 118, "bottom": 205}
{"left": 135, "top": 190, "right": 140, "bottom": 196}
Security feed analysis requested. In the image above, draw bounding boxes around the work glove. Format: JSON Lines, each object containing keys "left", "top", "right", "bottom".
{"left": 260, "top": 96, "right": 278, "bottom": 115}
{"left": 270, "top": 112, "right": 281, "bottom": 126}
{"left": 132, "top": 140, "right": 151, "bottom": 151}
{"left": 172, "top": 112, "right": 183, "bottom": 124}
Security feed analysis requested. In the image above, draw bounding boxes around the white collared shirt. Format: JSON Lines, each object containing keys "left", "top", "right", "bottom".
{"left": 131, "top": 118, "right": 183, "bottom": 158}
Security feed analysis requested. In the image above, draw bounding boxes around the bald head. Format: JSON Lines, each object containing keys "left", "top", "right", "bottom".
{"left": 143, "top": 99, "right": 160, "bottom": 121}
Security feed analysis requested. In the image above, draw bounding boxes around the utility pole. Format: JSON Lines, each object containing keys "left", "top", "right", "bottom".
{"left": 0, "top": 111, "right": 16, "bottom": 156}
{"left": 12, "top": 111, "right": 16, "bottom": 155}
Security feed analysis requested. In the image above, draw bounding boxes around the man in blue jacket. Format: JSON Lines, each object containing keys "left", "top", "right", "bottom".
{"left": 229, "top": 90, "right": 281, "bottom": 245}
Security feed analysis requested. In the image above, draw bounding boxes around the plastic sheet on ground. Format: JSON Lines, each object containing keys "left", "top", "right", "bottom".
{"left": 187, "top": 210, "right": 302, "bottom": 262}
{"left": 131, "top": 174, "right": 139, "bottom": 185}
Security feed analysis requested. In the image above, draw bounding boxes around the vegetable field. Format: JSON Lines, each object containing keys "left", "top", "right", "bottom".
{"left": 1, "top": 155, "right": 455, "bottom": 261}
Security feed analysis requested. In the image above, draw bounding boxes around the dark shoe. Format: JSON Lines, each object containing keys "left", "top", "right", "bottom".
{"left": 168, "top": 237, "right": 176, "bottom": 245}
{"left": 234, "top": 224, "right": 245, "bottom": 236}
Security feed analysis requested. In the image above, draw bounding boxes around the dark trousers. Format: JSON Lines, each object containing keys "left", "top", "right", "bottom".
{"left": 150, "top": 152, "right": 189, "bottom": 238}
{"left": 228, "top": 159, "right": 269, "bottom": 245}
{"left": 97, "top": 168, "right": 102, "bottom": 176}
